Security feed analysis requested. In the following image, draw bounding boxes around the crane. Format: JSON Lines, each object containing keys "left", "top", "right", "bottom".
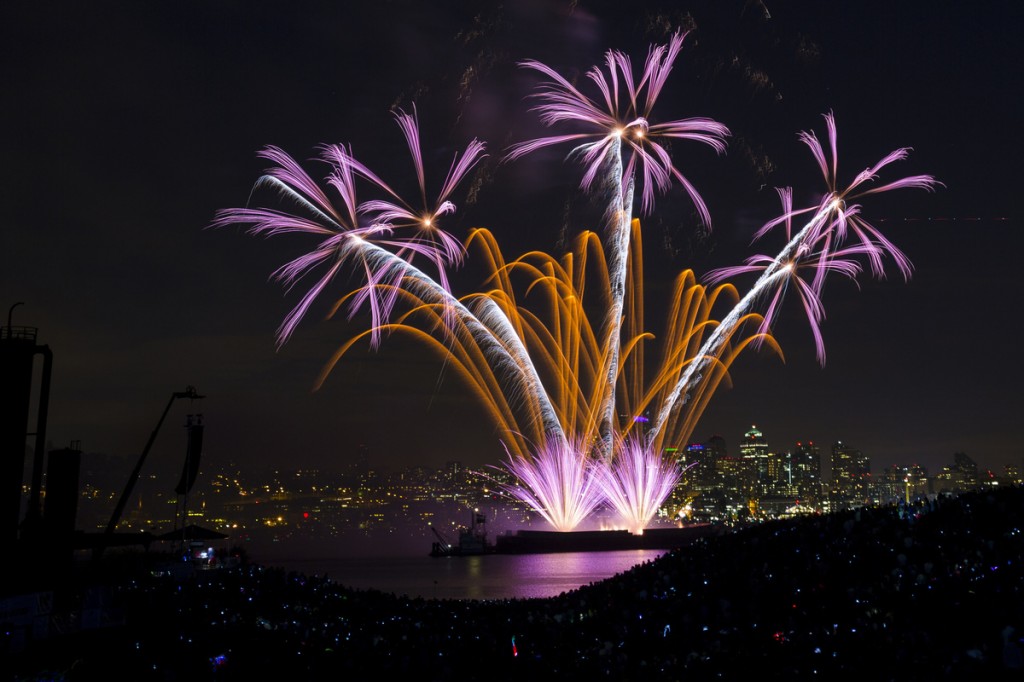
{"left": 429, "top": 524, "right": 454, "bottom": 557}
{"left": 93, "top": 386, "right": 203, "bottom": 559}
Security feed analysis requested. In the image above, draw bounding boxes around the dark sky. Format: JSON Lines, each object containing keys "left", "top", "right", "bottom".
{"left": 3, "top": 0, "right": 1022, "bottom": 481}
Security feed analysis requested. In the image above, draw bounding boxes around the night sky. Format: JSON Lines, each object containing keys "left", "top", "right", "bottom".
{"left": 3, "top": 0, "right": 1022, "bottom": 482}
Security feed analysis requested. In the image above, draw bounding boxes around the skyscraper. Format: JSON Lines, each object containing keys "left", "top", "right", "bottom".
{"left": 789, "top": 441, "right": 822, "bottom": 503}
{"left": 739, "top": 425, "right": 772, "bottom": 496}
{"left": 876, "top": 464, "right": 929, "bottom": 504}
{"left": 830, "top": 440, "right": 870, "bottom": 508}
{"left": 684, "top": 440, "right": 721, "bottom": 492}
{"left": 935, "top": 452, "right": 979, "bottom": 494}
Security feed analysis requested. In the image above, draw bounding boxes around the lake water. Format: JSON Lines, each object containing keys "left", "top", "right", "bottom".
{"left": 258, "top": 549, "right": 667, "bottom": 600}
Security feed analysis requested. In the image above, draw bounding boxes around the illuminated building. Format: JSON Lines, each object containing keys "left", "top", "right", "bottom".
{"left": 715, "top": 456, "right": 748, "bottom": 500}
{"left": 684, "top": 438, "right": 724, "bottom": 492}
{"left": 787, "top": 441, "right": 822, "bottom": 503}
{"left": 739, "top": 425, "right": 773, "bottom": 496}
{"left": 935, "top": 452, "right": 979, "bottom": 494}
{"left": 830, "top": 440, "right": 870, "bottom": 508}
{"left": 876, "top": 464, "right": 929, "bottom": 504}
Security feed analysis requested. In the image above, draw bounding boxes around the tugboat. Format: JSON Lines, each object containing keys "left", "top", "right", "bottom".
{"left": 429, "top": 510, "right": 494, "bottom": 557}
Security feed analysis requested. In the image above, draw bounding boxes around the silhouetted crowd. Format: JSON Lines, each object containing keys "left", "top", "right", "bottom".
{"left": 8, "top": 486, "right": 1024, "bottom": 681}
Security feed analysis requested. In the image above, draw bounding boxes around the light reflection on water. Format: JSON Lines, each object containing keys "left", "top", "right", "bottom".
{"left": 265, "top": 549, "right": 667, "bottom": 600}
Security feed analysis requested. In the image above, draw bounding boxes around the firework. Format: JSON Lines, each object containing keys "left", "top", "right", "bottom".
{"left": 507, "top": 29, "right": 729, "bottom": 458}
{"left": 212, "top": 114, "right": 485, "bottom": 349}
{"left": 218, "top": 34, "right": 936, "bottom": 534}
{"left": 499, "top": 437, "right": 603, "bottom": 533}
{"left": 506, "top": 30, "right": 728, "bottom": 219}
{"left": 594, "top": 436, "right": 683, "bottom": 534}
{"left": 650, "top": 113, "right": 940, "bottom": 442}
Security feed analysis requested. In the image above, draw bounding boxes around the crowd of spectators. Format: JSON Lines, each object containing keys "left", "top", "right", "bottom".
{"left": 8, "top": 485, "right": 1024, "bottom": 681}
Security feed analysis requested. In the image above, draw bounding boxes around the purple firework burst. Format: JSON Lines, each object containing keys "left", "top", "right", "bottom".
{"left": 505, "top": 30, "right": 729, "bottom": 221}
{"left": 212, "top": 111, "right": 485, "bottom": 348}
{"left": 496, "top": 437, "right": 604, "bottom": 533}
{"left": 703, "top": 112, "right": 941, "bottom": 365}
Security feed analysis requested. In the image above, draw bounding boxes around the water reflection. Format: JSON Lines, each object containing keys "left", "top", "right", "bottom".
{"left": 276, "top": 549, "right": 667, "bottom": 600}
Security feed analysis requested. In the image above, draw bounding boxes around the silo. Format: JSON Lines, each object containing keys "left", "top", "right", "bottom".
{"left": 1, "top": 305, "right": 52, "bottom": 542}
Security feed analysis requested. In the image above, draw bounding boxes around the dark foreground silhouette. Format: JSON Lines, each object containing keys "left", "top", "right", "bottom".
{"left": 6, "top": 486, "right": 1024, "bottom": 681}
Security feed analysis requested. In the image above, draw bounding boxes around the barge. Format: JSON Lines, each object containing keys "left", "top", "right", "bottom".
{"left": 430, "top": 512, "right": 721, "bottom": 557}
{"left": 493, "top": 523, "right": 722, "bottom": 554}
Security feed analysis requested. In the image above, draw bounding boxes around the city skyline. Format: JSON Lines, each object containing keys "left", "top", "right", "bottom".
{"left": 60, "top": 439, "right": 1003, "bottom": 562}
{"left": 3, "top": 0, "right": 1021, "bottom": 483}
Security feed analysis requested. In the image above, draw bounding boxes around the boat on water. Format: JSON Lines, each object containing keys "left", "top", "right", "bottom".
{"left": 430, "top": 513, "right": 723, "bottom": 557}
{"left": 430, "top": 511, "right": 494, "bottom": 556}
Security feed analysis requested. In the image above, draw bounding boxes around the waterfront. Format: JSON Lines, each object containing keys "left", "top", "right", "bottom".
{"left": 9, "top": 488, "right": 1023, "bottom": 681}
{"left": 254, "top": 549, "right": 668, "bottom": 600}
